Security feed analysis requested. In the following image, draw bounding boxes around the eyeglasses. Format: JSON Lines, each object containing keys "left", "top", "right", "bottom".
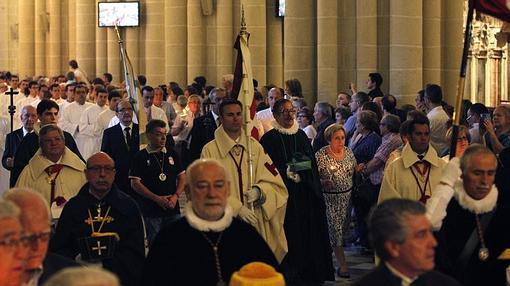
{"left": 117, "top": 107, "right": 133, "bottom": 113}
{"left": 457, "top": 136, "right": 469, "bottom": 142}
{"left": 22, "top": 231, "right": 51, "bottom": 247}
{"left": 279, "top": 109, "right": 296, "bottom": 115}
{"left": 0, "top": 238, "right": 21, "bottom": 249}
{"left": 87, "top": 166, "right": 115, "bottom": 173}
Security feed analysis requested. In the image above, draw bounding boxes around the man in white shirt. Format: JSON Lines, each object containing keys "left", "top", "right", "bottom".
{"left": 59, "top": 83, "right": 76, "bottom": 111}
{"left": 424, "top": 84, "right": 449, "bottom": 154}
{"left": 141, "top": 86, "right": 168, "bottom": 127}
{"left": 96, "top": 89, "right": 122, "bottom": 138}
{"left": 0, "top": 75, "right": 24, "bottom": 125}
{"left": 59, "top": 83, "right": 93, "bottom": 156}
{"left": 255, "top": 87, "right": 283, "bottom": 136}
{"left": 78, "top": 87, "right": 109, "bottom": 159}
{"left": 18, "top": 81, "right": 40, "bottom": 110}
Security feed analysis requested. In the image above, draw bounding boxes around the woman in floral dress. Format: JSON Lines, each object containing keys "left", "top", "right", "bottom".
{"left": 316, "top": 123, "right": 357, "bottom": 278}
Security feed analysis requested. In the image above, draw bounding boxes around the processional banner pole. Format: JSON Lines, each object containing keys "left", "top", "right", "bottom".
{"left": 450, "top": 5, "right": 474, "bottom": 159}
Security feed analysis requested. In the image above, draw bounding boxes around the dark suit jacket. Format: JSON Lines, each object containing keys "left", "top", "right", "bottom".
{"left": 353, "top": 264, "right": 461, "bottom": 286}
{"left": 312, "top": 118, "right": 335, "bottom": 153}
{"left": 38, "top": 252, "right": 80, "bottom": 285}
{"left": 101, "top": 123, "right": 140, "bottom": 195}
{"left": 368, "top": 87, "right": 384, "bottom": 99}
{"left": 10, "top": 130, "right": 83, "bottom": 187}
{"left": 188, "top": 112, "right": 218, "bottom": 166}
{"left": 2, "top": 128, "right": 24, "bottom": 170}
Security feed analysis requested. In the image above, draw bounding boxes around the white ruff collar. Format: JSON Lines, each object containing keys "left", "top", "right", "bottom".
{"left": 184, "top": 202, "right": 233, "bottom": 232}
{"left": 271, "top": 120, "right": 299, "bottom": 135}
{"left": 453, "top": 181, "right": 498, "bottom": 214}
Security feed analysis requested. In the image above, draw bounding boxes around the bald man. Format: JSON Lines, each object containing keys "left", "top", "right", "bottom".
{"left": 50, "top": 152, "right": 145, "bottom": 286}
{"left": 4, "top": 189, "right": 79, "bottom": 285}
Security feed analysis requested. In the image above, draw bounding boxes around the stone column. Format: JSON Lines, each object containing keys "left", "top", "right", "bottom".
{"left": 423, "top": 0, "right": 442, "bottom": 85}
{"left": 68, "top": 0, "right": 77, "bottom": 61}
{"left": 0, "top": 0, "right": 8, "bottom": 70}
{"left": 95, "top": 1, "right": 107, "bottom": 76}
{"left": 266, "top": 0, "right": 283, "bottom": 87}
{"left": 18, "top": 1, "right": 35, "bottom": 77}
{"left": 76, "top": 0, "right": 96, "bottom": 79}
{"left": 7, "top": 0, "right": 19, "bottom": 72}
{"left": 164, "top": 0, "right": 187, "bottom": 85}
{"left": 284, "top": 0, "right": 316, "bottom": 102}
{"left": 317, "top": 0, "right": 338, "bottom": 102}
{"left": 106, "top": 29, "right": 120, "bottom": 83}
{"left": 209, "top": 0, "right": 234, "bottom": 86}
{"left": 187, "top": 0, "right": 206, "bottom": 85}
{"left": 144, "top": 0, "right": 165, "bottom": 86}
{"left": 441, "top": 0, "right": 463, "bottom": 105}
{"left": 338, "top": 0, "right": 357, "bottom": 95}
{"left": 388, "top": 0, "right": 423, "bottom": 104}
{"left": 47, "top": 0, "right": 62, "bottom": 76}
{"left": 355, "top": 0, "right": 378, "bottom": 91}
{"left": 125, "top": 28, "right": 140, "bottom": 82}
{"left": 240, "top": 0, "right": 267, "bottom": 86}
{"left": 34, "top": 0, "right": 46, "bottom": 75}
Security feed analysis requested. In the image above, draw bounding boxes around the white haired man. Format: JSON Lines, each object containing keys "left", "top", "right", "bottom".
{"left": 143, "top": 158, "right": 279, "bottom": 286}
{"left": 427, "top": 145, "right": 510, "bottom": 286}
{"left": 5, "top": 189, "right": 79, "bottom": 285}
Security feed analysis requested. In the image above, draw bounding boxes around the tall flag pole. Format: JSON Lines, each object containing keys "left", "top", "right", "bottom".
{"left": 231, "top": 5, "right": 257, "bottom": 210}
{"left": 450, "top": 0, "right": 510, "bottom": 159}
{"left": 114, "top": 24, "right": 147, "bottom": 142}
{"left": 450, "top": 5, "right": 474, "bottom": 159}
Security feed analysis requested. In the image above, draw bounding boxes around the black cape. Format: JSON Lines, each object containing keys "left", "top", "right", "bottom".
{"left": 260, "top": 128, "right": 335, "bottom": 283}
{"left": 435, "top": 197, "right": 510, "bottom": 286}
{"left": 143, "top": 217, "right": 279, "bottom": 286}
{"left": 50, "top": 183, "right": 145, "bottom": 286}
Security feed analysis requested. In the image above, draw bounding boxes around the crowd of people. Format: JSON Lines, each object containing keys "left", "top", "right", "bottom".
{"left": 0, "top": 62, "right": 510, "bottom": 286}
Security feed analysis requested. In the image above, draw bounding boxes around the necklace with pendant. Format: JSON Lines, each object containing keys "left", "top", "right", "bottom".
{"left": 152, "top": 152, "right": 166, "bottom": 181}
{"left": 475, "top": 214, "right": 489, "bottom": 261}
{"left": 231, "top": 144, "right": 243, "bottom": 157}
{"left": 200, "top": 231, "right": 225, "bottom": 286}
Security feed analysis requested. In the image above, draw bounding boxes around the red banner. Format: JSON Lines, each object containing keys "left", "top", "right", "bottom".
{"left": 471, "top": 0, "right": 510, "bottom": 22}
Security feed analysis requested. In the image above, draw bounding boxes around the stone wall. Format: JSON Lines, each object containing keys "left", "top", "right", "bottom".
{"left": 2, "top": 0, "right": 494, "bottom": 106}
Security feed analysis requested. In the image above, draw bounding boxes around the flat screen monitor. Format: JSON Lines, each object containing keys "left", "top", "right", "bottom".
{"left": 98, "top": 1, "right": 140, "bottom": 27}
{"left": 276, "top": 0, "right": 285, "bottom": 17}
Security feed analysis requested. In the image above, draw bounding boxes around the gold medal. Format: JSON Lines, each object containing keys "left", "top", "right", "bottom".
{"left": 159, "top": 173, "right": 167, "bottom": 181}
{"left": 479, "top": 247, "right": 489, "bottom": 261}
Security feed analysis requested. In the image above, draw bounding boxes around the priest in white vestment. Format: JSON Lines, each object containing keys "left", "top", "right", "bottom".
{"left": 59, "top": 84, "right": 93, "bottom": 156}
{"left": 77, "top": 88, "right": 109, "bottom": 159}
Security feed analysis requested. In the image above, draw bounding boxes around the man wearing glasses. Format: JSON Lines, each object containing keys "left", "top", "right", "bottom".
{"left": 101, "top": 100, "right": 140, "bottom": 197}
{"left": 50, "top": 152, "right": 145, "bottom": 286}
{"left": 4, "top": 189, "right": 78, "bottom": 285}
{"left": 0, "top": 199, "right": 26, "bottom": 286}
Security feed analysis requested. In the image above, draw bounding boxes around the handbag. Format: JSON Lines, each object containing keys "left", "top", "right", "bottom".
{"left": 352, "top": 172, "right": 375, "bottom": 204}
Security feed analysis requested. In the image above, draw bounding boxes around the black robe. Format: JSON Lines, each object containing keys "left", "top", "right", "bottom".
{"left": 260, "top": 128, "right": 335, "bottom": 284}
{"left": 435, "top": 198, "right": 510, "bottom": 286}
{"left": 143, "top": 217, "right": 279, "bottom": 286}
{"left": 50, "top": 184, "right": 146, "bottom": 286}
